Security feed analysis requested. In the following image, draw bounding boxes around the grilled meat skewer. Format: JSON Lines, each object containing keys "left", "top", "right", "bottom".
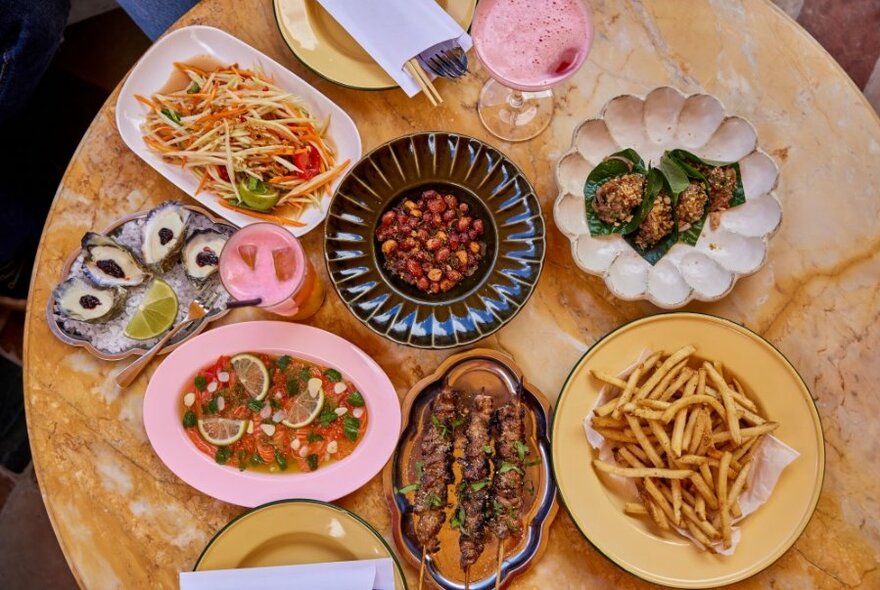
{"left": 458, "top": 393, "right": 495, "bottom": 570}
{"left": 414, "top": 384, "right": 457, "bottom": 553}
{"left": 489, "top": 396, "right": 526, "bottom": 541}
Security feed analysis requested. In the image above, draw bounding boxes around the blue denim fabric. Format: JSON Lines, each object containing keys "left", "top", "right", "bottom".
{"left": 0, "top": 0, "right": 70, "bottom": 126}
{"left": 116, "top": 0, "right": 200, "bottom": 41}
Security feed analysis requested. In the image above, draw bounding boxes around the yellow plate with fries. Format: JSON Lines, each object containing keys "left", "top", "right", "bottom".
{"left": 551, "top": 313, "right": 824, "bottom": 588}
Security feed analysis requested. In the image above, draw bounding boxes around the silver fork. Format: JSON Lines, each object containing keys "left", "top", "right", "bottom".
{"left": 417, "top": 39, "right": 468, "bottom": 79}
{"left": 115, "top": 286, "right": 221, "bottom": 388}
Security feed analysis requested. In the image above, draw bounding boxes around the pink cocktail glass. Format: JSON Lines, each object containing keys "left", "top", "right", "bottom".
{"left": 472, "top": 0, "right": 594, "bottom": 142}
{"left": 219, "top": 223, "right": 325, "bottom": 320}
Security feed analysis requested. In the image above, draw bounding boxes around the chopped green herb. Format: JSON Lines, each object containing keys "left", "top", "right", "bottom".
{"left": 396, "top": 483, "right": 419, "bottom": 494}
{"left": 182, "top": 411, "right": 196, "bottom": 428}
{"left": 186, "top": 82, "right": 200, "bottom": 94}
{"left": 450, "top": 505, "right": 465, "bottom": 530}
{"left": 527, "top": 480, "right": 536, "bottom": 496}
{"left": 246, "top": 398, "right": 263, "bottom": 412}
{"left": 269, "top": 397, "right": 282, "bottom": 410}
{"left": 318, "top": 408, "right": 338, "bottom": 427}
{"left": 161, "top": 107, "right": 182, "bottom": 124}
{"left": 194, "top": 375, "right": 207, "bottom": 391}
{"left": 307, "top": 432, "right": 324, "bottom": 443}
{"left": 415, "top": 460, "right": 424, "bottom": 479}
{"left": 347, "top": 391, "right": 365, "bottom": 407}
{"left": 286, "top": 377, "right": 300, "bottom": 396}
{"left": 470, "top": 479, "right": 489, "bottom": 492}
{"left": 215, "top": 447, "right": 231, "bottom": 464}
{"left": 499, "top": 461, "right": 524, "bottom": 475}
{"left": 237, "top": 450, "right": 248, "bottom": 472}
{"left": 343, "top": 414, "right": 360, "bottom": 441}
{"left": 451, "top": 417, "right": 465, "bottom": 429}
{"left": 493, "top": 500, "right": 504, "bottom": 516}
{"left": 300, "top": 367, "right": 312, "bottom": 381}
{"left": 276, "top": 355, "right": 292, "bottom": 370}
{"left": 524, "top": 457, "right": 543, "bottom": 467}
{"left": 275, "top": 450, "right": 288, "bottom": 471}
{"left": 306, "top": 453, "right": 319, "bottom": 471}
{"left": 513, "top": 440, "right": 530, "bottom": 461}
{"left": 425, "top": 493, "right": 443, "bottom": 509}
{"left": 250, "top": 453, "right": 264, "bottom": 465}
{"left": 483, "top": 444, "right": 493, "bottom": 454}
{"left": 431, "top": 415, "right": 449, "bottom": 437}
{"left": 324, "top": 368, "right": 342, "bottom": 382}
{"left": 207, "top": 397, "right": 219, "bottom": 414}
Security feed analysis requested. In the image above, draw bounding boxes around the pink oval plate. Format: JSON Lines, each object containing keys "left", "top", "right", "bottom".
{"left": 144, "top": 320, "right": 401, "bottom": 507}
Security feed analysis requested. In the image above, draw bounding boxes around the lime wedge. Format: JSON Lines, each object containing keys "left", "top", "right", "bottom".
{"left": 238, "top": 179, "right": 280, "bottom": 211}
{"left": 231, "top": 354, "right": 270, "bottom": 400}
{"left": 197, "top": 418, "right": 249, "bottom": 446}
{"left": 282, "top": 388, "right": 325, "bottom": 428}
{"left": 124, "top": 279, "right": 178, "bottom": 340}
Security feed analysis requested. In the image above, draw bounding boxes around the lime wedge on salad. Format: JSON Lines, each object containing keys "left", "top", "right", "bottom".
{"left": 238, "top": 177, "right": 280, "bottom": 211}
{"left": 231, "top": 354, "right": 270, "bottom": 400}
{"left": 197, "top": 418, "right": 249, "bottom": 446}
{"left": 124, "top": 279, "right": 178, "bottom": 340}
{"left": 282, "top": 388, "right": 324, "bottom": 428}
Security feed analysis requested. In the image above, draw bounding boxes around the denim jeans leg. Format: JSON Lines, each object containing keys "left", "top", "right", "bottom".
{"left": 116, "top": 0, "right": 201, "bottom": 41}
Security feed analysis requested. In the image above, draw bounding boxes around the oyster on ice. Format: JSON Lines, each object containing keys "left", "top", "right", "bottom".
{"left": 182, "top": 229, "right": 227, "bottom": 283}
{"left": 82, "top": 232, "right": 148, "bottom": 287}
{"left": 54, "top": 277, "right": 126, "bottom": 323}
{"left": 141, "top": 201, "right": 189, "bottom": 270}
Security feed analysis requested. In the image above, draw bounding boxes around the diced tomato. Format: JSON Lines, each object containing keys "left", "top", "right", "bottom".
{"left": 217, "top": 166, "right": 230, "bottom": 182}
{"left": 293, "top": 146, "right": 321, "bottom": 180}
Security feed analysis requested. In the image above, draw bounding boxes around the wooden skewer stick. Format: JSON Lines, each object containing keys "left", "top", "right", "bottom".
{"left": 404, "top": 59, "right": 442, "bottom": 106}
{"left": 464, "top": 566, "right": 470, "bottom": 590}
{"left": 418, "top": 546, "right": 427, "bottom": 590}
{"left": 494, "top": 541, "right": 504, "bottom": 589}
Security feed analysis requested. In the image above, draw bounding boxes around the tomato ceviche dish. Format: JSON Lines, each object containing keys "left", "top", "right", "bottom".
{"left": 180, "top": 352, "right": 368, "bottom": 473}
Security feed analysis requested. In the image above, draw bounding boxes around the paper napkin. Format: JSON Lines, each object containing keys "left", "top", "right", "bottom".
{"left": 317, "top": 0, "right": 472, "bottom": 96}
{"left": 180, "top": 557, "right": 396, "bottom": 590}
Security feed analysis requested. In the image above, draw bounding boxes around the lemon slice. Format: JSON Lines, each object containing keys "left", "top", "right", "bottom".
{"left": 124, "top": 279, "right": 178, "bottom": 340}
{"left": 197, "top": 418, "right": 249, "bottom": 446}
{"left": 231, "top": 354, "right": 270, "bottom": 400}
{"left": 282, "top": 388, "right": 325, "bottom": 428}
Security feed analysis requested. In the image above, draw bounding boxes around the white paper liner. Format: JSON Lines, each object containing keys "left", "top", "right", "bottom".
{"left": 583, "top": 350, "right": 799, "bottom": 555}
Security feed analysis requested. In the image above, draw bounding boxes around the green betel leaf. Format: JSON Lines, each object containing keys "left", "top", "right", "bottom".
{"left": 668, "top": 149, "right": 745, "bottom": 208}
{"left": 658, "top": 154, "right": 691, "bottom": 195}
{"left": 624, "top": 169, "right": 679, "bottom": 265}
{"left": 584, "top": 149, "right": 648, "bottom": 236}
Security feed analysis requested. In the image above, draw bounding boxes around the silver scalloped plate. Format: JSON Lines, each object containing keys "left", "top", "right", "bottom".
{"left": 46, "top": 205, "right": 233, "bottom": 361}
{"left": 325, "top": 132, "right": 546, "bottom": 349}
{"left": 553, "top": 87, "right": 782, "bottom": 308}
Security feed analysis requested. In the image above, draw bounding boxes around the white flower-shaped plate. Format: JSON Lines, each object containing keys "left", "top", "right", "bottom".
{"left": 553, "top": 87, "right": 782, "bottom": 308}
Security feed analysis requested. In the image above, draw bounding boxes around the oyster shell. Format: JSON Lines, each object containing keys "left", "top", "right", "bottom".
{"left": 82, "top": 232, "right": 148, "bottom": 287}
{"left": 54, "top": 277, "right": 126, "bottom": 323}
{"left": 141, "top": 201, "right": 189, "bottom": 271}
{"left": 182, "top": 229, "right": 227, "bottom": 283}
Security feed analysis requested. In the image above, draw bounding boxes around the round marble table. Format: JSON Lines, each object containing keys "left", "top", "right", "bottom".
{"left": 24, "top": 0, "right": 880, "bottom": 587}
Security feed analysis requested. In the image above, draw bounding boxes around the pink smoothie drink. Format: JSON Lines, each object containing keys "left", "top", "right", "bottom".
{"left": 473, "top": 0, "right": 593, "bottom": 92}
{"left": 219, "top": 223, "right": 323, "bottom": 319}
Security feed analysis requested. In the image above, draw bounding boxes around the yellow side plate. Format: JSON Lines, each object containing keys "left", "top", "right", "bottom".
{"left": 195, "top": 499, "right": 407, "bottom": 589}
{"left": 273, "top": 0, "right": 476, "bottom": 90}
{"left": 551, "top": 313, "right": 824, "bottom": 588}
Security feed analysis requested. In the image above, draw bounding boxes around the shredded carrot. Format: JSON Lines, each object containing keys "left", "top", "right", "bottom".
{"left": 135, "top": 94, "right": 157, "bottom": 109}
{"left": 216, "top": 199, "right": 306, "bottom": 227}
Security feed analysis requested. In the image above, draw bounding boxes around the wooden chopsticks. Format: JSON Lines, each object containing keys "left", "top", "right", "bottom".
{"left": 405, "top": 58, "right": 442, "bottom": 106}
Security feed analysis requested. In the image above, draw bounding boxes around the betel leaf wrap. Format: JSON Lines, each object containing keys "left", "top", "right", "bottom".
{"left": 584, "top": 149, "right": 649, "bottom": 236}
{"left": 658, "top": 153, "right": 708, "bottom": 246}
{"left": 668, "top": 149, "right": 745, "bottom": 209}
{"left": 624, "top": 168, "right": 679, "bottom": 265}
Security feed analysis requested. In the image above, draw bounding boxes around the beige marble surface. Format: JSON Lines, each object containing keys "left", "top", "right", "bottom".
{"left": 23, "top": 0, "right": 880, "bottom": 588}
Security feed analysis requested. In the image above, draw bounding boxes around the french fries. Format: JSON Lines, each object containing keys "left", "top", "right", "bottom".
{"left": 588, "top": 345, "right": 777, "bottom": 552}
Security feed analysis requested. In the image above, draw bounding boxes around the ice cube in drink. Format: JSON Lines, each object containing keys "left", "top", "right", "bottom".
{"left": 238, "top": 244, "right": 258, "bottom": 270}
{"left": 272, "top": 247, "right": 297, "bottom": 281}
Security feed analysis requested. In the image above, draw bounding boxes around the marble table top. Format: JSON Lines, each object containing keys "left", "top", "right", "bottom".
{"left": 23, "top": 0, "right": 880, "bottom": 587}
